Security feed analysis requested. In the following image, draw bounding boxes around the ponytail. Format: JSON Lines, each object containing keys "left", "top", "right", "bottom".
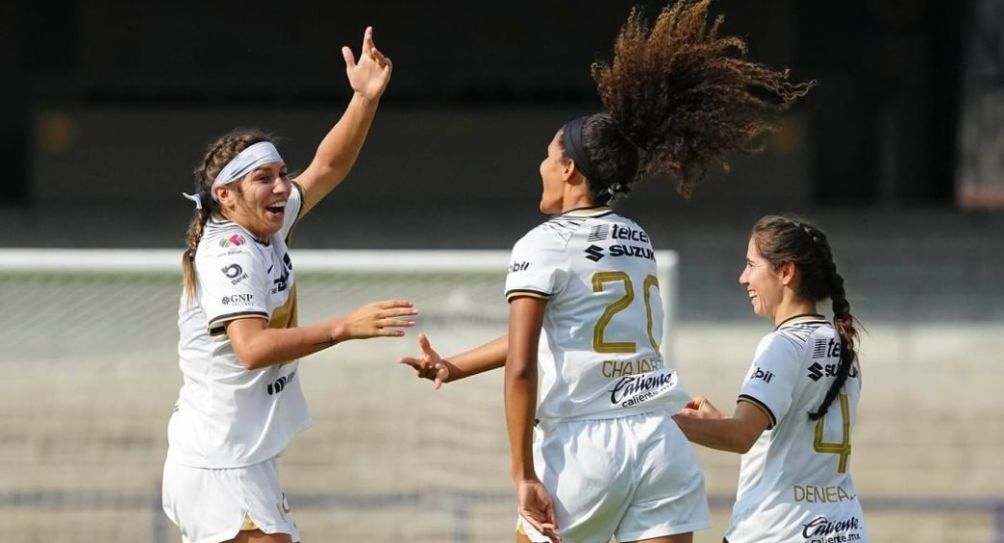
{"left": 807, "top": 229, "right": 859, "bottom": 421}
{"left": 181, "top": 206, "right": 211, "bottom": 300}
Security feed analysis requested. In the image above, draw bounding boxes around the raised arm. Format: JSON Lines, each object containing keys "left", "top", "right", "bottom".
{"left": 296, "top": 26, "right": 393, "bottom": 216}
{"left": 401, "top": 333, "right": 508, "bottom": 389}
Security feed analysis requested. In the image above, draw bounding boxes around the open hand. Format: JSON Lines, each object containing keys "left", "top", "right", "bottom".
{"left": 340, "top": 299, "right": 416, "bottom": 340}
{"left": 343, "top": 26, "right": 392, "bottom": 100}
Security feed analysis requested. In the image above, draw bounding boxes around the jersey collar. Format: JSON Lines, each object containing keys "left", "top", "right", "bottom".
{"left": 774, "top": 313, "right": 828, "bottom": 330}
{"left": 206, "top": 215, "right": 271, "bottom": 246}
{"left": 559, "top": 206, "right": 613, "bottom": 218}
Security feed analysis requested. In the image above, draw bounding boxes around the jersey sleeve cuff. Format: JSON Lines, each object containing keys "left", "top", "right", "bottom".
{"left": 208, "top": 311, "right": 269, "bottom": 335}
{"left": 738, "top": 394, "right": 777, "bottom": 429}
{"left": 506, "top": 289, "right": 551, "bottom": 302}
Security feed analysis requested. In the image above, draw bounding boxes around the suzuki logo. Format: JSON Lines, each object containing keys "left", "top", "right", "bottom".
{"left": 585, "top": 244, "right": 605, "bottom": 262}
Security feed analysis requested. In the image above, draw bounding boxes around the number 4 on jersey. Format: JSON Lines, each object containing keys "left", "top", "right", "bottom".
{"left": 813, "top": 393, "right": 852, "bottom": 473}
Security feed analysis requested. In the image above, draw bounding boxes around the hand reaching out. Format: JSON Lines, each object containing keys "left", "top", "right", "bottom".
{"left": 400, "top": 333, "right": 451, "bottom": 389}
{"left": 338, "top": 299, "right": 416, "bottom": 340}
{"left": 343, "top": 26, "right": 393, "bottom": 101}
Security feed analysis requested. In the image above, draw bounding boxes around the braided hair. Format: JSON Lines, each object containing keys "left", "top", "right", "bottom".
{"left": 560, "top": 0, "right": 814, "bottom": 204}
{"left": 181, "top": 128, "right": 275, "bottom": 298}
{"left": 752, "top": 215, "right": 860, "bottom": 421}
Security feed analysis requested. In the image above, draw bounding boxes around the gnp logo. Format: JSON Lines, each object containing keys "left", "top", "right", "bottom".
{"left": 584, "top": 244, "right": 605, "bottom": 262}
{"left": 219, "top": 234, "right": 246, "bottom": 248}
{"left": 221, "top": 294, "right": 254, "bottom": 306}
{"left": 801, "top": 515, "right": 862, "bottom": 542}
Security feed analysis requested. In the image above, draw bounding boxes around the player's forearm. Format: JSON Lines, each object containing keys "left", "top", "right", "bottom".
{"left": 445, "top": 334, "right": 508, "bottom": 381}
{"left": 674, "top": 415, "right": 758, "bottom": 454}
{"left": 232, "top": 321, "right": 347, "bottom": 370}
{"left": 305, "top": 94, "right": 379, "bottom": 188}
{"left": 505, "top": 298, "right": 545, "bottom": 481}
{"left": 505, "top": 358, "right": 538, "bottom": 482}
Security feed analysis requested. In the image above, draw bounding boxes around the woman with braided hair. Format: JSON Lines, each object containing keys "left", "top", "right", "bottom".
{"left": 401, "top": 2, "right": 811, "bottom": 541}
{"left": 672, "top": 215, "right": 868, "bottom": 543}
{"left": 162, "top": 28, "right": 419, "bottom": 543}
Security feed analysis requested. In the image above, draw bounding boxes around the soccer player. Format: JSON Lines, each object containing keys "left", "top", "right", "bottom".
{"left": 672, "top": 216, "right": 869, "bottom": 543}
{"left": 402, "top": 2, "right": 813, "bottom": 541}
{"left": 162, "top": 27, "right": 418, "bottom": 543}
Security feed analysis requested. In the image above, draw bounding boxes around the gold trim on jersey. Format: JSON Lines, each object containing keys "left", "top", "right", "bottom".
{"left": 506, "top": 289, "right": 550, "bottom": 301}
{"left": 240, "top": 514, "right": 259, "bottom": 531}
{"left": 209, "top": 311, "right": 269, "bottom": 335}
{"left": 269, "top": 283, "right": 299, "bottom": 330}
{"left": 738, "top": 394, "right": 777, "bottom": 429}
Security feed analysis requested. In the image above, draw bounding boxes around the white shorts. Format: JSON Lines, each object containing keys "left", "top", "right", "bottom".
{"left": 162, "top": 456, "right": 300, "bottom": 543}
{"left": 517, "top": 410, "right": 710, "bottom": 543}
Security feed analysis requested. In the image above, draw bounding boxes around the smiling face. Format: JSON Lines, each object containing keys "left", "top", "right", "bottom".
{"left": 216, "top": 162, "right": 290, "bottom": 239}
{"left": 739, "top": 236, "right": 786, "bottom": 321}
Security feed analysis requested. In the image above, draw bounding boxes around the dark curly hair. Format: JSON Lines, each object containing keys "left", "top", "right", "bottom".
{"left": 564, "top": 0, "right": 815, "bottom": 203}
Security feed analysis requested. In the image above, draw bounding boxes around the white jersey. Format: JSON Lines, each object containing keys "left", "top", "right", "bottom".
{"left": 504, "top": 206, "right": 689, "bottom": 423}
{"left": 726, "top": 319, "right": 867, "bottom": 543}
{"left": 168, "top": 184, "right": 312, "bottom": 468}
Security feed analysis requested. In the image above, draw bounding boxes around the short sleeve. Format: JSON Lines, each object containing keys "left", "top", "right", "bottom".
{"left": 504, "top": 227, "right": 569, "bottom": 302}
{"left": 737, "top": 333, "right": 801, "bottom": 428}
{"left": 197, "top": 245, "right": 271, "bottom": 334}
{"left": 279, "top": 181, "right": 304, "bottom": 241}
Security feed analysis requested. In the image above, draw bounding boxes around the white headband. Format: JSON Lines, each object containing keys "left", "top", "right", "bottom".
{"left": 210, "top": 141, "right": 285, "bottom": 200}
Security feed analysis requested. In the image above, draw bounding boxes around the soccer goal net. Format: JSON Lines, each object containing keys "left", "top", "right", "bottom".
{"left": 0, "top": 248, "right": 677, "bottom": 543}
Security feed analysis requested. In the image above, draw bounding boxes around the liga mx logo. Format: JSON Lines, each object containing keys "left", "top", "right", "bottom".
{"left": 219, "top": 234, "right": 246, "bottom": 248}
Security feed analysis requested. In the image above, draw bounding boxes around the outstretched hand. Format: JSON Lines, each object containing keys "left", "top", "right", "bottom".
{"left": 340, "top": 299, "right": 416, "bottom": 340}
{"left": 343, "top": 26, "right": 393, "bottom": 101}
{"left": 400, "top": 333, "right": 451, "bottom": 389}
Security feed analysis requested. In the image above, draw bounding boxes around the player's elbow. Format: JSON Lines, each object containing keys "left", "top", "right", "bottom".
{"left": 232, "top": 343, "right": 268, "bottom": 370}
{"left": 504, "top": 358, "right": 535, "bottom": 382}
{"left": 236, "top": 353, "right": 264, "bottom": 371}
{"left": 732, "top": 437, "right": 755, "bottom": 454}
